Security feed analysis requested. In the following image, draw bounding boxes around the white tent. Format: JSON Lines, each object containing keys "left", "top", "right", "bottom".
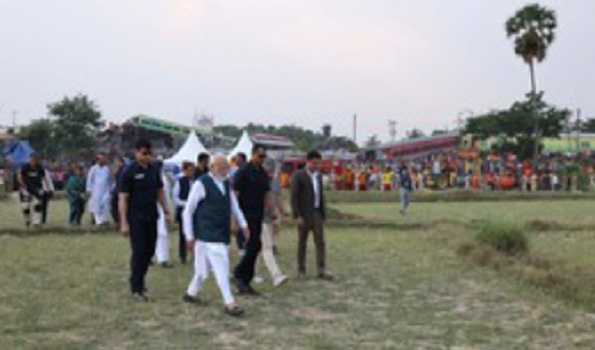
{"left": 165, "top": 131, "right": 209, "bottom": 166}
{"left": 227, "top": 130, "right": 253, "bottom": 161}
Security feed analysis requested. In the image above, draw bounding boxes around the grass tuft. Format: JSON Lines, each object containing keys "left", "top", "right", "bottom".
{"left": 475, "top": 222, "right": 529, "bottom": 256}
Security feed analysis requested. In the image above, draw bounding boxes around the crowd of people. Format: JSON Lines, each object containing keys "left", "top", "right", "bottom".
{"left": 15, "top": 140, "right": 332, "bottom": 317}
{"left": 327, "top": 150, "right": 595, "bottom": 193}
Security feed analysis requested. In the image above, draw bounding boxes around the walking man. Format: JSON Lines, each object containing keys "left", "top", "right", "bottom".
{"left": 182, "top": 155, "right": 249, "bottom": 316}
{"left": 111, "top": 156, "right": 126, "bottom": 228}
{"left": 398, "top": 161, "right": 413, "bottom": 215}
{"left": 65, "top": 164, "right": 87, "bottom": 226}
{"left": 291, "top": 150, "right": 333, "bottom": 281}
{"left": 119, "top": 139, "right": 171, "bottom": 302}
{"left": 87, "top": 153, "right": 113, "bottom": 226}
{"left": 233, "top": 145, "right": 274, "bottom": 295}
{"left": 173, "top": 161, "right": 195, "bottom": 264}
{"left": 18, "top": 153, "right": 50, "bottom": 227}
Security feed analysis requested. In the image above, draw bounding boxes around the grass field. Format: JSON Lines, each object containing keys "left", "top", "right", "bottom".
{"left": 2, "top": 197, "right": 595, "bottom": 349}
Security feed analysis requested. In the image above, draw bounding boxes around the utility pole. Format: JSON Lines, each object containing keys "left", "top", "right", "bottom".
{"left": 576, "top": 108, "right": 582, "bottom": 152}
{"left": 352, "top": 113, "right": 357, "bottom": 144}
{"left": 388, "top": 119, "right": 397, "bottom": 143}
{"left": 11, "top": 110, "right": 18, "bottom": 129}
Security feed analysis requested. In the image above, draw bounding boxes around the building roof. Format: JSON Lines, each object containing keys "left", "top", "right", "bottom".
{"left": 251, "top": 133, "right": 295, "bottom": 148}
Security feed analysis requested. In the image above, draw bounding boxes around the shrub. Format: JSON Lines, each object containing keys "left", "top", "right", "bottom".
{"left": 475, "top": 222, "right": 529, "bottom": 256}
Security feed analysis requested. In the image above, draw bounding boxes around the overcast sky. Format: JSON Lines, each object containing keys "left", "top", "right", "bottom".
{"left": 1, "top": 0, "right": 593, "bottom": 144}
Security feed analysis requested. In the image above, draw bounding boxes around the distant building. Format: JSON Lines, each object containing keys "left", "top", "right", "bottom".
{"left": 363, "top": 132, "right": 460, "bottom": 161}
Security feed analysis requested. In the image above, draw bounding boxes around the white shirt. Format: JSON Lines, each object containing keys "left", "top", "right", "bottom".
{"left": 172, "top": 176, "right": 193, "bottom": 208}
{"left": 308, "top": 169, "right": 321, "bottom": 209}
{"left": 182, "top": 173, "right": 247, "bottom": 242}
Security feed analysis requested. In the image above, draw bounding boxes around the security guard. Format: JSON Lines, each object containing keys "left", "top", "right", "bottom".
{"left": 118, "top": 139, "right": 171, "bottom": 302}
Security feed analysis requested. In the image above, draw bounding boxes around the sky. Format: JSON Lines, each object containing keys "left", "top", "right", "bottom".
{"left": 0, "top": 0, "right": 594, "bottom": 145}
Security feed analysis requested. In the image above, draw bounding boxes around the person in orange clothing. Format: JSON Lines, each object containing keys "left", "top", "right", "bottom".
{"left": 357, "top": 168, "right": 368, "bottom": 192}
{"left": 344, "top": 167, "right": 355, "bottom": 191}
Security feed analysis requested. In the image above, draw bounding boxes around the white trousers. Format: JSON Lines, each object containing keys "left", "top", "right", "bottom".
{"left": 261, "top": 222, "right": 283, "bottom": 280}
{"left": 186, "top": 241, "right": 235, "bottom": 305}
{"left": 155, "top": 206, "right": 170, "bottom": 263}
{"left": 90, "top": 193, "right": 111, "bottom": 225}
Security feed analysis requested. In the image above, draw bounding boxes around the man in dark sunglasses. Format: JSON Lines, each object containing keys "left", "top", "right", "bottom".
{"left": 232, "top": 145, "right": 275, "bottom": 295}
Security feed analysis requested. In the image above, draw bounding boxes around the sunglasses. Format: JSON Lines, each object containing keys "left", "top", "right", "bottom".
{"left": 140, "top": 150, "right": 152, "bottom": 156}
{"left": 258, "top": 154, "right": 267, "bottom": 159}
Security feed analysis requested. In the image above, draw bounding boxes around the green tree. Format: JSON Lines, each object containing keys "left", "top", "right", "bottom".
{"left": 17, "top": 119, "right": 60, "bottom": 159}
{"left": 48, "top": 94, "right": 103, "bottom": 157}
{"left": 465, "top": 94, "right": 569, "bottom": 159}
{"left": 365, "top": 134, "right": 381, "bottom": 148}
{"left": 406, "top": 129, "right": 425, "bottom": 139}
{"left": 505, "top": 3, "right": 557, "bottom": 162}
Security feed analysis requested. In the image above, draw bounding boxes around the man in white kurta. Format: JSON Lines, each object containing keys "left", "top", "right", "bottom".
{"left": 182, "top": 155, "right": 249, "bottom": 317}
{"left": 86, "top": 153, "right": 113, "bottom": 226}
{"left": 155, "top": 169, "right": 173, "bottom": 267}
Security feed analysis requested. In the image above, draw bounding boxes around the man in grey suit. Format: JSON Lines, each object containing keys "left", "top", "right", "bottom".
{"left": 291, "top": 150, "right": 333, "bottom": 281}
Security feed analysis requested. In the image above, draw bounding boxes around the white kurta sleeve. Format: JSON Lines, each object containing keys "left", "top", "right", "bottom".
{"left": 230, "top": 191, "right": 247, "bottom": 229}
{"left": 86, "top": 166, "right": 95, "bottom": 193}
{"left": 182, "top": 180, "right": 206, "bottom": 242}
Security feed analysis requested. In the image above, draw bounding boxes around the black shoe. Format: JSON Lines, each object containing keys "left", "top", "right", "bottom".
{"left": 160, "top": 262, "right": 174, "bottom": 269}
{"left": 244, "top": 285, "right": 261, "bottom": 296}
{"left": 182, "top": 294, "right": 204, "bottom": 305}
{"left": 234, "top": 278, "right": 259, "bottom": 296}
{"left": 318, "top": 272, "right": 335, "bottom": 281}
{"left": 132, "top": 292, "right": 149, "bottom": 303}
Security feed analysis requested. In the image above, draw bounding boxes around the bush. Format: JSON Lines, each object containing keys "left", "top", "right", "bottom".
{"left": 475, "top": 222, "right": 529, "bottom": 256}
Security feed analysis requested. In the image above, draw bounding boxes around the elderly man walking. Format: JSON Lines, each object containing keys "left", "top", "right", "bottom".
{"left": 291, "top": 150, "right": 333, "bottom": 281}
{"left": 87, "top": 153, "right": 113, "bottom": 226}
{"left": 182, "top": 155, "right": 249, "bottom": 317}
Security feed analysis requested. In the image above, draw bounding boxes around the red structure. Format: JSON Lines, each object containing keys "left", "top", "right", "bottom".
{"left": 377, "top": 133, "right": 459, "bottom": 160}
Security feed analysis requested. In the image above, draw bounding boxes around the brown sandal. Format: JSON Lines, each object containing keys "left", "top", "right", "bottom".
{"left": 224, "top": 305, "right": 245, "bottom": 317}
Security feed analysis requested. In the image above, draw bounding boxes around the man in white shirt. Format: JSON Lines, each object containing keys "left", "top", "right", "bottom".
{"left": 182, "top": 155, "right": 250, "bottom": 317}
{"left": 172, "top": 162, "right": 195, "bottom": 264}
{"left": 87, "top": 153, "right": 113, "bottom": 226}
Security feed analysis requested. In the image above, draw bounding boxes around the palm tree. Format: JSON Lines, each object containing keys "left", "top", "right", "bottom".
{"left": 505, "top": 3, "right": 557, "bottom": 162}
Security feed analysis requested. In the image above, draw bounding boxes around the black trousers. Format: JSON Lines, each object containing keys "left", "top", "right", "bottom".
{"left": 129, "top": 218, "right": 158, "bottom": 294}
{"left": 69, "top": 199, "right": 85, "bottom": 225}
{"left": 176, "top": 208, "right": 187, "bottom": 263}
{"left": 234, "top": 217, "right": 263, "bottom": 285}
{"left": 111, "top": 192, "right": 119, "bottom": 224}
{"left": 41, "top": 192, "right": 51, "bottom": 224}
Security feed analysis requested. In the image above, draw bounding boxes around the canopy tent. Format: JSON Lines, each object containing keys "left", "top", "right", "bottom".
{"left": 227, "top": 131, "right": 253, "bottom": 161}
{"left": 164, "top": 131, "right": 209, "bottom": 166}
{"left": 3, "top": 140, "right": 34, "bottom": 168}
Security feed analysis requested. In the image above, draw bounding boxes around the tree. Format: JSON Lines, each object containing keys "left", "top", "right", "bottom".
{"left": 406, "top": 128, "right": 425, "bottom": 139}
{"left": 581, "top": 119, "right": 595, "bottom": 133}
{"left": 17, "top": 119, "right": 60, "bottom": 159}
{"left": 48, "top": 94, "right": 103, "bottom": 157}
{"left": 506, "top": 3, "right": 557, "bottom": 162}
{"left": 322, "top": 124, "right": 332, "bottom": 138}
{"left": 365, "top": 134, "right": 381, "bottom": 148}
{"left": 464, "top": 94, "right": 569, "bottom": 159}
